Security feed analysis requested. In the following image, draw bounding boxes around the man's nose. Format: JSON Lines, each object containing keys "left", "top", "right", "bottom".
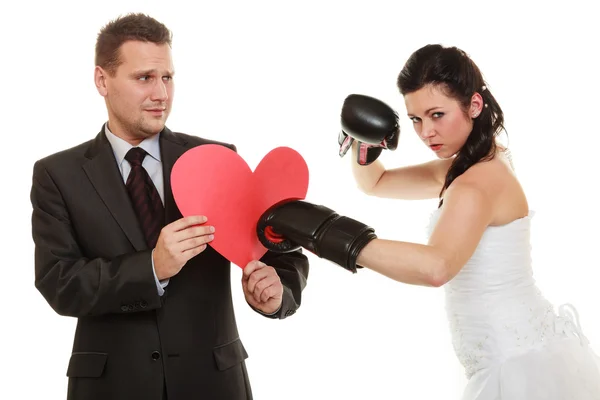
{"left": 151, "top": 79, "right": 168, "bottom": 101}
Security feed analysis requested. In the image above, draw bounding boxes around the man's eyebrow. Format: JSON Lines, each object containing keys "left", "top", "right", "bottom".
{"left": 130, "top": 69, "right": 175, "bottom": 76}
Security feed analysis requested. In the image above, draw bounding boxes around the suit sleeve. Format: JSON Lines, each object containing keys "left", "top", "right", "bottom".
{"left": 30, "top": 161, "right": 163, "bottom": 318}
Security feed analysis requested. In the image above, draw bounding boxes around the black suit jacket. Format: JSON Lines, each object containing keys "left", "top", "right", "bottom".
{"left": 30, "top": 126, "right": 309, "bottom": 400}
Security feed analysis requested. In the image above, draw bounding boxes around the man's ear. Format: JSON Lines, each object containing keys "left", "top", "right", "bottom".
{"left": 94, "top": 66, "right": 109, "bottom": 97}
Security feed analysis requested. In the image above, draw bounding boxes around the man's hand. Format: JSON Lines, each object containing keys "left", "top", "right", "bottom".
{"left": 153, "top": 215, "right": 214, "bottom": 280}
{"left": 242, "top": 260, "right": 283, "bottom": 315}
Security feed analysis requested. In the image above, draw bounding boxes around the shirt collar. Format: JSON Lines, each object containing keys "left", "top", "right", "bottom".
{"left": 104, "top": 122, "right": 162, "bottom": 164}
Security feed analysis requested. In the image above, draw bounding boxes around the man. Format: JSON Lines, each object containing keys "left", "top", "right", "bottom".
{"left": 30, "top": 13, "right": 309, "bottom": 400}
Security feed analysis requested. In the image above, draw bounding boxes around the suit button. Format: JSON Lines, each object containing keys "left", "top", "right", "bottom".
{"left": 151, "top": 351, "right": 161, "bottom": 360}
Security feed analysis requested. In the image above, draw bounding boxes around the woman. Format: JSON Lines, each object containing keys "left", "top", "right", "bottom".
{"left": 257, "top": 43, "right": 600, "bottom": 399}
{"left": 349, "top": 44, "right": 600, "bottom": 399}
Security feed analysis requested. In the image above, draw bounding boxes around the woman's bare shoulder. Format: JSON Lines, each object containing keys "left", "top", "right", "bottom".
{"left": 449, "top": 155, "right": 528, "bottom": 224}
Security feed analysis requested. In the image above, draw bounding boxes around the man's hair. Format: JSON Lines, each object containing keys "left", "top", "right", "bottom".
{"left": 95, "top": 13, "right": 172, "bottom": 76}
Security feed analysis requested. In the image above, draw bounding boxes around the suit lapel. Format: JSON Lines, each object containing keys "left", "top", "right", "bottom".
{"left": 82, "top": 127, "right": 148, "bottom": 251}
{"left": 159, "top": 127, "right": 189, "bottom": 224}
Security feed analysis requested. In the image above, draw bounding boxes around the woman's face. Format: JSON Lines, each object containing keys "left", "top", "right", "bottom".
{"left": 404, "top": 84, "right": 482, "bottom": 159}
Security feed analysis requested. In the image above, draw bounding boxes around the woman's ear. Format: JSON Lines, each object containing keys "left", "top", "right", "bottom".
{"left": 470, "top": 92, "right": 484, "bottom": 118}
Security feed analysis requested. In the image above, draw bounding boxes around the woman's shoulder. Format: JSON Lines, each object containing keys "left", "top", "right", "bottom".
{"left": 455, "top": 154, "right": 509, "bottom": 188}
{"left": 449, "top": 152, "right": 528, "bottom": 224}
{"left": 447, "top": 154, "right": 513, "bottom": 201}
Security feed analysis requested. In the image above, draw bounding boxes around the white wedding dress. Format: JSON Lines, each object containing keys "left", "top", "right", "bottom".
{"left": 427, "top": 208, "right": 600, "bottom": 399}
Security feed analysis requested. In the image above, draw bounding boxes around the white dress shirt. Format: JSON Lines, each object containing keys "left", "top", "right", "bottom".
{"left": 104, "top": 123, "right": 169, "bottom": 296}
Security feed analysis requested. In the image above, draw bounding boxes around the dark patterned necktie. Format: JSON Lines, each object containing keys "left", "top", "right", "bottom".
{"left": 125, "top": 147, "right": 164, "bottom": 248}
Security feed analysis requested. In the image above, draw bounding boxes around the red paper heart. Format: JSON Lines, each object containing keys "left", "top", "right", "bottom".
{"left": 171, "top": 144, "right": 309, "bottom": 268}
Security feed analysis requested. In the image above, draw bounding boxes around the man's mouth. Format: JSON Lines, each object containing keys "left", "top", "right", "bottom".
{"left": 146, "top": 109, "right": 165, "bottom": 116}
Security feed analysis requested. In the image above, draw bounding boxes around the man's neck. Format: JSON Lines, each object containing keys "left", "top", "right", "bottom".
{"left": 106, "top": 121, "right": 157, "bottom": 147}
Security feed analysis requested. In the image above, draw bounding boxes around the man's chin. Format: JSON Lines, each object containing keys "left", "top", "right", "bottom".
{"left": 140, "top": 120, "right": 166, "bottom": 136}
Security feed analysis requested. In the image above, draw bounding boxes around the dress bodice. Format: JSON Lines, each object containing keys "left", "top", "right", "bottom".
{"left": 427, "top": 208, "right": 589, "bottom": 378}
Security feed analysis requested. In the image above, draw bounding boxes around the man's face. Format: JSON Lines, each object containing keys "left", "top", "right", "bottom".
{"left": 96, "top": 40, "right": 174, "bottom": 144}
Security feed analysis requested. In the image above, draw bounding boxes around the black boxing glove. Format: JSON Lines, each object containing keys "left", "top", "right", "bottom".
{"left": 256, "top": 200, "right": 376, "bottom": 273}
{"left": 338, "top": 94, "right": 400, "bottom": 165}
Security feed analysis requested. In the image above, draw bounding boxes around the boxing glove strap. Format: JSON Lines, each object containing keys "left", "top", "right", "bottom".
{"left": 315, "top": 216, "right": 377, "bottom": 273}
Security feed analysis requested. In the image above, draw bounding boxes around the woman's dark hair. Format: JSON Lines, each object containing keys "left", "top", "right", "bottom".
{"left": 397, "top": 44, "right": 506, "bottom": 207}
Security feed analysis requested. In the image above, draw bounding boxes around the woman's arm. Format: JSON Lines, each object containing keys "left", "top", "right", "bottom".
{"left": 356, "top": 182, "right": 493, "bottom": 286}
{"left": 351, "top": 142, "right": 453, "bottom": 200}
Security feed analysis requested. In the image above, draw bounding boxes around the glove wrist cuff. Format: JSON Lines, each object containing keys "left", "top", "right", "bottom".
{"left": 317, "top": 217, "right": 377, "bottom": 273}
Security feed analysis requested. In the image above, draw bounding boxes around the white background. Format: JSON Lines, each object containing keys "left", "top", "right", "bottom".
{"left": 2, "top": 1, "right": 599, "bottom": 399}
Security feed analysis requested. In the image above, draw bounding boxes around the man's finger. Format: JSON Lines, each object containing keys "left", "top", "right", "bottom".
{"left": 243, "top": 260, "right": 266, "bottom": 279}
{"left": 169, "top": 215, "right": 207, "bottom": 232}
{"left": 253, "top": 274, "right": 279, "bottom": 303}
